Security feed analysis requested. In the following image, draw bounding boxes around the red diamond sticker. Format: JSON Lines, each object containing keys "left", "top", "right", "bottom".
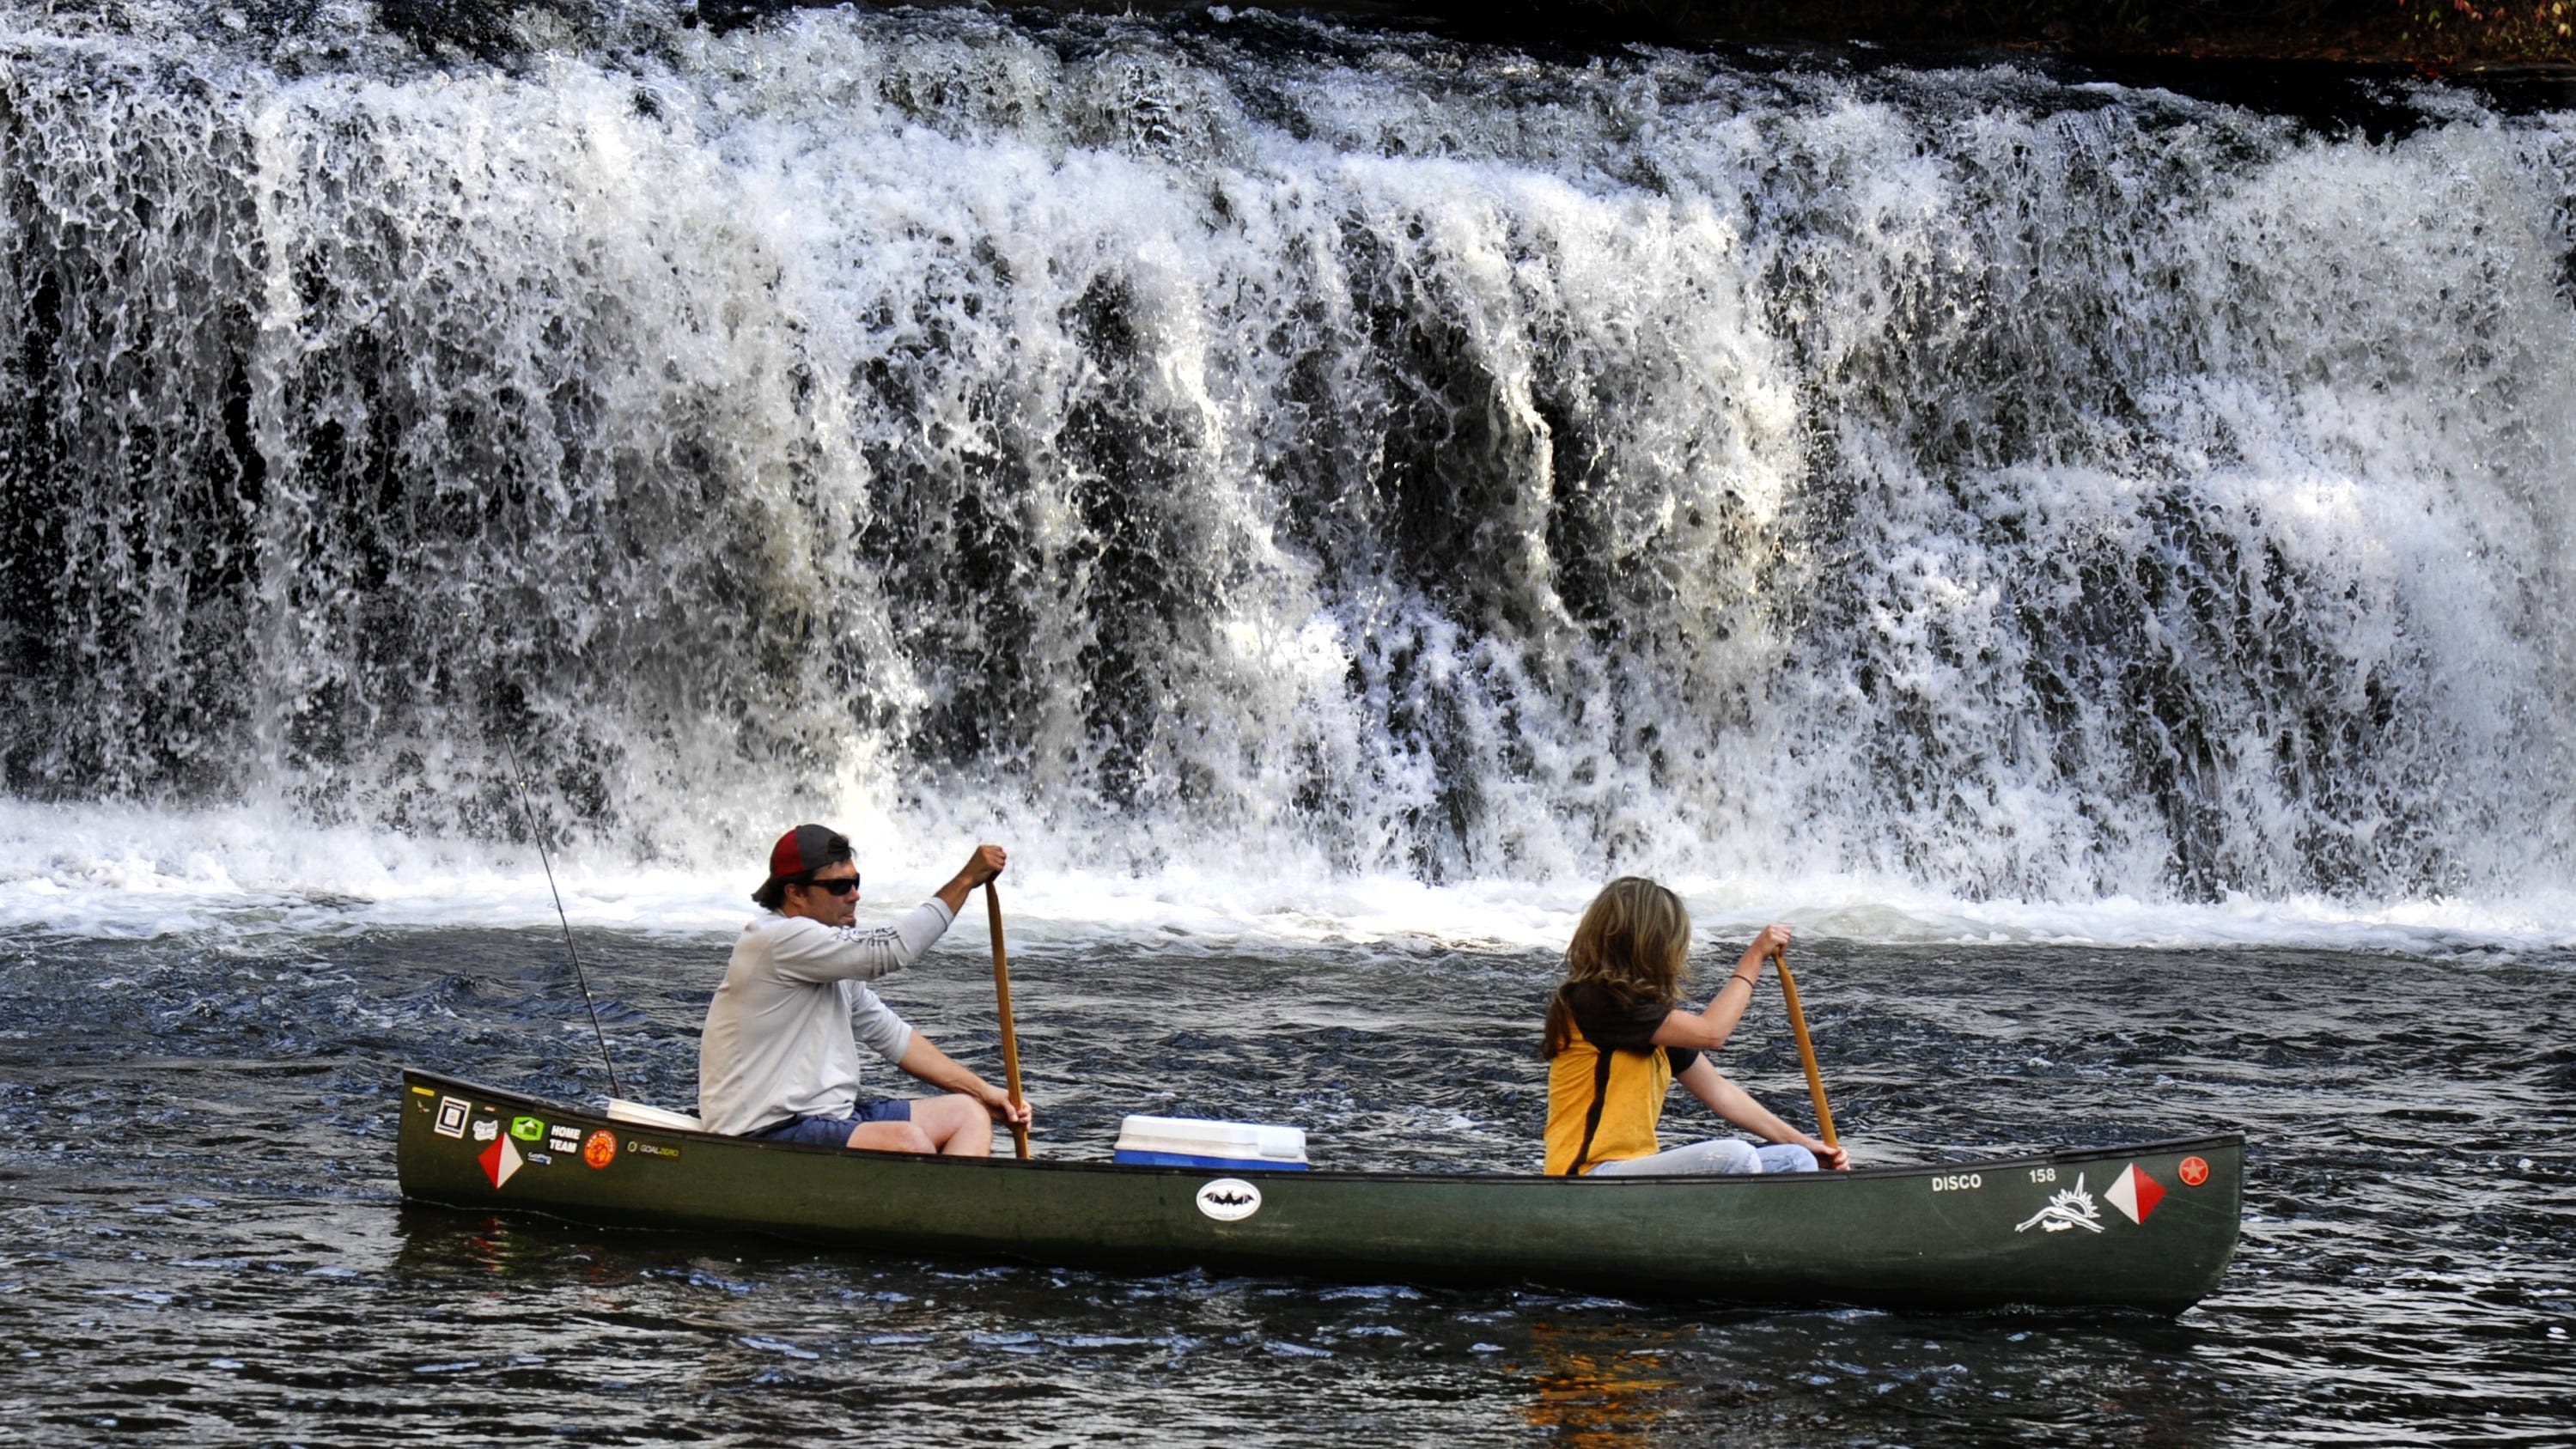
{"left": 2104, "top": 1163, "right": 2165, "bottom": 1224}
{"left": 478, "top": 1134, "right": 523, "bottom": 1190}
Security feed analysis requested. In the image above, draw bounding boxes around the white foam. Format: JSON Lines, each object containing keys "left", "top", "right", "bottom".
{"left": 3, "top": 798, "right": 2567, "bottom": 956}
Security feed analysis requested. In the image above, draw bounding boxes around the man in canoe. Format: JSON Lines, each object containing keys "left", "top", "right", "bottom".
{"left": 698, "top": 824, "right": 1033, "bottom": 1155}
{"left": 1544, "top": 877, "right": 1848, "bottom": 1177}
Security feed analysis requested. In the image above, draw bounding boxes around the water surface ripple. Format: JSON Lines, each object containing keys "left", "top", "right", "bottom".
{"left": 2, "top": 928, "right": 2567, "bottom": 1444}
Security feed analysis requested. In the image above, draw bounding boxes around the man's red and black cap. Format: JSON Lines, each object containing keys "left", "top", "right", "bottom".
{"left": 767, "top": 824, "right": 851, "bottom": 881}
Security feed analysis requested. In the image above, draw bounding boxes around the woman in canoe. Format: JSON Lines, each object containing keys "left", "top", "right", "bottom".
{"left": 1544, "top": 877, "right": 1849, "bottom": 1177}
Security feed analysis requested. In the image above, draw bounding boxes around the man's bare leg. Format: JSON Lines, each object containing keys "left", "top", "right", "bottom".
{"left": 843, "top": 1120, "right": 936, "bottom": 1154}
{"left": 907, "top": 1094, "right": 997, "bottom": 1156}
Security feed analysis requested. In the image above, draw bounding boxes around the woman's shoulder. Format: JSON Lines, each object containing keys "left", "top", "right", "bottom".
{"left": 1556, "top": 978, "right": 1608, "bottom": 1007}
{"left": 1560, "top": 978, "right": 1663, "bottom": 1008}
{"left": 1556, "top": 979, "right": 1672, "bottom": 1050}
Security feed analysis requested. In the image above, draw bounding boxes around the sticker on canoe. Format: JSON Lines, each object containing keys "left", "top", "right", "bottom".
{"left": 582, "top": 1129, "right": 617, "bottom": 1170}
{"left": 510, "top": 1116, "right": 546, "bottom": 1142}
{"left": 434, "top": 1096, "right": 471, "bottom": 1139}
{"left": 2105, "top": 1164, "right": 2165, "bottom": 1225}
{"left": 2178, "top": 1156, "right": 2210, "bottom": 1187}
{"left": 479, "top": 1134, "right": 524, "bottom": 1190}
{"left": 471, "top": 1117, "right": 500, "bottom": 1143}
{"left": 625, "top": 1139, "right": 681, "bottom": 1161}
{"left": 1196, "top": 1178, "right": 1263, "bottom": 1221}
{"left": 548, "top": 1126, "right": 583, "bottom": 1154}
{"left": 411, "top": 1085, "right": 435, "bottom": 1097}
{"left": 2014, "top": 1173, "right": 2104, "bottom": 1234}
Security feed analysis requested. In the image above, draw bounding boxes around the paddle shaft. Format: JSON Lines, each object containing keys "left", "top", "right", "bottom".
{"left": 1771, "top": 947, "right": 1839, "bottom": 1149}
{"left": 985, "top": 883, "right": 1031, "bottom": 1160}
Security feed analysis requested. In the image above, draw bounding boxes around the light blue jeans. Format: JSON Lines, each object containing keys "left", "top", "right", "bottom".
{"left": 1590, "top": 1139, "right": 1819, "bottom": 1176}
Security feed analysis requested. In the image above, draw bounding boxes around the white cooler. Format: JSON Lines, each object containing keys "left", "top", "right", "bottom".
{"left": 1112, "top": 1114, "right": 1309, "bottom": 1172}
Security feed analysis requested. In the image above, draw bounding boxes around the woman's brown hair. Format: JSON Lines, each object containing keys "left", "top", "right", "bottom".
{"left": 1542, "top": 876, "right": 1691, "bottom": 1058}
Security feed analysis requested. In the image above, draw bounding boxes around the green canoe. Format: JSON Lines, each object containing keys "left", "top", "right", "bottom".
{"left": 396, "top": 1068, "right": 2242, "bottom": 1312}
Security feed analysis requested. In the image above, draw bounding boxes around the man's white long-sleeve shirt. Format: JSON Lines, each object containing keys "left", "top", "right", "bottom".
{"left": 697, "top": 900, "right": 956, "bottom": 1136}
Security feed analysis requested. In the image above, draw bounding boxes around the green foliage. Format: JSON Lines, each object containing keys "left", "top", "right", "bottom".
{"left": 2398, "top": 0, "right": 2574, "bottom": 63}
{"left": 1538, "top": 0, "right": 2576, "bottom": 65}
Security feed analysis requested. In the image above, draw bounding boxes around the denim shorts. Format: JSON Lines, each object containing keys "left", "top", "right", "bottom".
{"left": 751, "top": 1099, "right": 912, "bottom": 1148}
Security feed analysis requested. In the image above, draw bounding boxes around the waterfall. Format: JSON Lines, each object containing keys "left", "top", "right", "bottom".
{"left": 3, "top": 1, "right": 2573, "bottom": 928}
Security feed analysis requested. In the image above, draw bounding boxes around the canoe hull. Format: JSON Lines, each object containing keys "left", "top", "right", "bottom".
{"left": 396, "top": 1068, "right": 2241, "bottom": 1312}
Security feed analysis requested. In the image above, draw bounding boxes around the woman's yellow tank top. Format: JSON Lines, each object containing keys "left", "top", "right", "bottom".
{"left": 1544, "top": 1023, "right": 1674, "bottom": 1175}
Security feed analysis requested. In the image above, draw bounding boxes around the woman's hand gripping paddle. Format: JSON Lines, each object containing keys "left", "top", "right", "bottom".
{"left": 986, "top": 884, "right": 1032, "bottom": 1160}
{"left": 1772, "top": 945, "right": 1840, "bottom": 1151}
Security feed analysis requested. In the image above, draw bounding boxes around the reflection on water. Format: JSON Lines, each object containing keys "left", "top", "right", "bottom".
{"left": 2, "top": 925, "right": 2569, "bottom": 1444}
{"left": 1518, "top": 1322, "right": 1683, "bottom": 1446}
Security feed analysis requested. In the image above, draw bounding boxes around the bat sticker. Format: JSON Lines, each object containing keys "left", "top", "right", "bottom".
{"left": 1196, "top": 1178, "right": 1264, "bottom": 1222}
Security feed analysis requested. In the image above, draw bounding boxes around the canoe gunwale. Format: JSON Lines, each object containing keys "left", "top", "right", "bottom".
{"left": 400, "top": 1066, "right": 2244, "bottom": 1184}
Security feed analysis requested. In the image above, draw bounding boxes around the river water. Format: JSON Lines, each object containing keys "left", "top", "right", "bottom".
{"left": 3, "top": 920, "right": 2570, "bottom": 1445}
{"left": 4, "top": 0, "right": 2575, "bottom": 1441}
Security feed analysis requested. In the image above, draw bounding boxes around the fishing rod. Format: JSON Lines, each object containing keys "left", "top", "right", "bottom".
{"left": 502, "top": 734, "right": 625, "bottom": 1102}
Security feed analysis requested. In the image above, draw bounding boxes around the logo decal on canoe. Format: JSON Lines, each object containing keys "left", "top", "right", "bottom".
{"left": 434, "top": 1096, "right": 471, "bottom": 1139}
{"left": 2178, "top": 1156, "right": 2209, "bottom": 1187}
{"left": 2015, "top": 1173, "right": 2104, "bottom": 1234}
{"left": 2105, "top": 1164, "right": 2165, "bottom": 1224}
{"left": 510, "top": 1116, "right": 546, "bottom": 1142}
{"left": 471, "top": 1117, "right": 500, "bottom": 1143}
{"left": 582, "top": 1129, "right": 617, "bottom": 1170}
{"left": 478, "top": 1134, "right": 524, "bottom": 1190}
{"left": 548, "top": 1126, "right": 583, "bottom": 1154}
{"left": 1195, "top": 1178, "right": 1262, "bottom": 1221}
{"left": 625, "top": 1139, "right": 681, "bottom": 1160}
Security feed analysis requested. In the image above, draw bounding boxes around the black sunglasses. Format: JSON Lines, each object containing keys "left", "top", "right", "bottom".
{"left": 801, "top": 875, "right": 860, "bottom": 896}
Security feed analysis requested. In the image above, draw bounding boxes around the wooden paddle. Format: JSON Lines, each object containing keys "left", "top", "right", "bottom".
{"left": 1771, "top": 945, "right": 1840, "bottom": 1149}
{"left": 985, "top": 882, "right": 1031, "bottom": 1160}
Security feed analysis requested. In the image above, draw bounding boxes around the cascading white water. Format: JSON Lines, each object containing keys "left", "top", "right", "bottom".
{"left": 3, "top": 2, "right": 2573, "bottom": 945}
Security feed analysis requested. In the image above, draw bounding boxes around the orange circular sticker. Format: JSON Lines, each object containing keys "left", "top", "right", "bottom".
{"left": 583, "top": 1129, "right": 617, "bottom": 1170}
{"left": 2178, "top": 1156, "right": 2209, "bottom": 1187}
